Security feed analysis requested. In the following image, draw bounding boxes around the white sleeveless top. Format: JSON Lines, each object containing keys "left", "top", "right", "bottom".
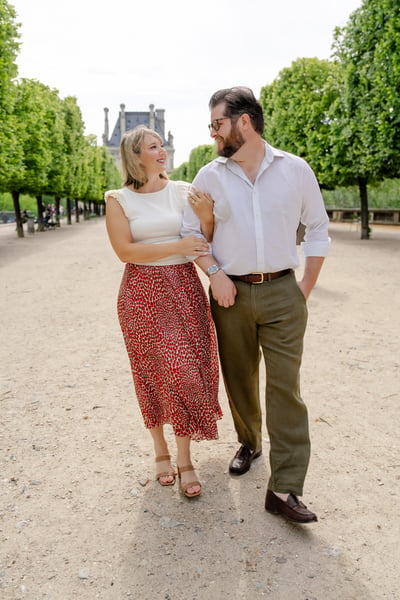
{"left": 105, "top": 180, "right": 191, "bottom": 266}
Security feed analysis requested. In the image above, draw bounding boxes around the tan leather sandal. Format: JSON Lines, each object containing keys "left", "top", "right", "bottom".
{"left": 177, "top": 464, "right": 201, "bottom": 498}
{"left": 155, "top": 454, "right": 176, "bottom": 486}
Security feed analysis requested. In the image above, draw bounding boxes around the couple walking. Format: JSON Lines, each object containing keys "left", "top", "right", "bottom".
{"left": 105, "top": 87, "right": 330, "bottom": 523}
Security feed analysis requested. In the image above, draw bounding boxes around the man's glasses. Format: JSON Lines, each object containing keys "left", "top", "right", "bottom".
{"left": 208, "top": 116, "right": 229, "bottom": 133}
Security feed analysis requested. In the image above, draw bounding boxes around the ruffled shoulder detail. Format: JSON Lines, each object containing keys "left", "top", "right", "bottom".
{"left": 104, "top": 188, "right": 130, "bottom": 215}
{"left": 174, "top": 180, "right": 191, "bottom": 194}
{"left": 172, "top": 180, "right": 191, "bottom": 207}
{"left": 104, "top": 189, "right": 122, "bottom": 202}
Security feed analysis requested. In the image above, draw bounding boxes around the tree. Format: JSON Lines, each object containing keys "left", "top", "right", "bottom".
{"left": 82, "top": 137, "right": 104, "bottom": 215}
{"left": 187, "top": 145, "right": 217, "bottom": 182}
{"left": 260, "top": 57, "right": 341, "bottom": 189}
{"left": 9, "top": 79, "right": 57, "bottom": 236}
{"left": 99, "top": 144, "right": 121, "bottom": 213}
{"left": 37, "top": 85, "right": 66, "bottom": 230}
{"left": 170, "top": 145, "right": 216, "bottom": 182}
{"left": 0, "top": 0, "right": 22, "bottom": 191}
{"left": 170, "top": 161, "right": 189, "bottom": 182}
{"left": 332, "top": 0, "right": 400, "bottom": 238}
{"left": 60, "top": 96, "right": 87, "bottom": 224}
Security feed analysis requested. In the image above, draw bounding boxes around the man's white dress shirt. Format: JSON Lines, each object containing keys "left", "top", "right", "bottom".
{"left": 181, "top": 142, "right": 330, "bottom": 274}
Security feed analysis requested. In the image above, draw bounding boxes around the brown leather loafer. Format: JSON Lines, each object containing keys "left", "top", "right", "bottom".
{"left": 265, "top": 489, "right": 318, "bottom": 523}
{"left": 229, "top": 445, "right": 262, "bottom": 475}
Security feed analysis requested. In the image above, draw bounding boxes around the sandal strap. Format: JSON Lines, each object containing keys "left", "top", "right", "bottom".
{"left": 177, "top": 464, "right": 194, "bottom": 475}
{"left": 155, "top": 454, "right": 171, "bottom": 463}
{"left": 156, "top": 470, "right": 175, "bottom": 477}
{"left": 181, "top": 480, "right": 201, "bottom": 493}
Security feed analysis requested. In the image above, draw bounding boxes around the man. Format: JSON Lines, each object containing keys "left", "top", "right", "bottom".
{"left": 182, "top": 87, "right": 330, "bottom": 523}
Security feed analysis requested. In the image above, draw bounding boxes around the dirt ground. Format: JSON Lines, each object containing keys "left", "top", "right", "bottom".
{"left": 0, "top": 217, "right": 399, "bottom": 600}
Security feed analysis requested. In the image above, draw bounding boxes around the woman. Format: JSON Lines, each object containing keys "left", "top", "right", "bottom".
{"left": 105, "top": 126, "right": 221, "bottom": 498}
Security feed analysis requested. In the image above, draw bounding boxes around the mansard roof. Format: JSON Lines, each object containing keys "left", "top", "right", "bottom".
{"left": 107, "top": 111, "right": 167, "bottom": 147}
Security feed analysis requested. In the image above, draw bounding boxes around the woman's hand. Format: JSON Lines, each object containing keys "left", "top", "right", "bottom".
{"left": 179, "top": 236, "right": 210, "bottom": 257}
{"left": 188, "top": 187, "right": 214, "bottom": 220}
{"left": 188, "top": 187, "right": 215, "bottom": 242}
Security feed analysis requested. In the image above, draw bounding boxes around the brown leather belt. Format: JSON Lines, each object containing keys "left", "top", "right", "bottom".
{"left": 229, "top": 269, "right": 292, "bottom": 284}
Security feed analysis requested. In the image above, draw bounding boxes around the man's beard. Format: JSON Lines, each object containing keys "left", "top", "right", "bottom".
{"left": 217, "top": 124, "right": 245, "bottom": 158}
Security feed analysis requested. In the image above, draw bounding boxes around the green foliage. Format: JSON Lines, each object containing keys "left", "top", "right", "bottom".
{"left": 0, "top": 0, "right": 19, "bottom": 81}
{"left": 0, "top": 192, "right": 65, "bottom": 213}
{"left": 83, "top": 143, "right": 101, "bottom": 200}
{"left": 0, "top": 0, "right": 22, "bottom": 188}
{"left": 2, "top": 0, "right": 399, "bottom": 235}
{"left": 170, "top": 145, "right": 217, "bottom": 182}
{"left": 170, "top": 162, "right": 189, "bottom": 181}
{"left": 186, "top": 145, "right": 217, "bottom": 181}
{"left": 101, "top": 145, "right": 121, "bottom": 190}
{"left": 330, "top": 0, "right": 400, "bottom": 237}
{"left": 332, "top": 0, "right": 400, "bottom": 183}
{"left": 0, "top": 191, "right": 35, "bottom": 211}
{"left": 10, "top": 79, "right": 57, "bottom": 194}
{"left": 260, "top": 58, "right": 342, "bottom": 189}
{"left": 0, "top": 4, "right": 135, "bottom": 219}
{"left": 43, "top": 89, "right": 68, "bottom": 196}
{"left": 258, "top": 3, "right": 400, "bottom": 238}
{"left": 0, "top": 80, "right": 121, "bottom": 211}
{"left": 60, "top": 95, "right": 86, "bottom": 198}
{"left": 323, "top": 178, "right": 400, "bottom": 208}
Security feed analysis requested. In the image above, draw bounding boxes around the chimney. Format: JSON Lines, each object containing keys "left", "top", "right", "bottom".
{"left": 120, "top": 103, "right": 126, "bottom": 137}
{"left": 102, "top": 107, "right": 109, "bottom": 145}
{"left": 149, "top": 104, "right": 155, "bottom": 130}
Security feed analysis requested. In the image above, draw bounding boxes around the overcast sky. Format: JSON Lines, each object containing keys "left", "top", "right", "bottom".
{"left": 11, "top": 0, "right": 362, "bottom": 166}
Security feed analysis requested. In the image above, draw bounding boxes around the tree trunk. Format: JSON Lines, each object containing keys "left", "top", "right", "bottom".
{"left": 75, "top": 199, "right": 79, "bottom": 223}
{"left": 12, "top": 190, "right": 24, "bottom": 238}
{"left": 55, "top": 196, "right": 61, "bottom": 227}
{"left": 36, "top": 195, "right": 45, "bottom": 232}
{"left": 358, "top": 177, "right": 370, "bottom": 240}
{"left": 66, "top": 197, "right": 72, "bottom": 225}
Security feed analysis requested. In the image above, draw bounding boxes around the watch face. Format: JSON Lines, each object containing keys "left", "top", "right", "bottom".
{"left": 207, "top": 265, "right": 219, "bottom": 276}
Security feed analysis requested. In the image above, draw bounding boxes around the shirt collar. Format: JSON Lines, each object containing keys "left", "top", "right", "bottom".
{"left": 215, "top": 141, "right": 284, "bottom": 168}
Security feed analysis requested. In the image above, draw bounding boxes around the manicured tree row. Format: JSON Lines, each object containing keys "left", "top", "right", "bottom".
{"left": 0, "top": 1, "right": 121, "bottom": 237}
{"left": 260, "top": 0, "right": 400, "bottom": 240}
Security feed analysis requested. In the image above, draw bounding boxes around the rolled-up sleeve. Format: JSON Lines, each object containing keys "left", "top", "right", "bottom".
{"left": 300, "top": 164, "right": 331, "bottom": 257}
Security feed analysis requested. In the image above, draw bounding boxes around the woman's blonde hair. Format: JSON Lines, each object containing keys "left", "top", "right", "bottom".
{"left": 120, "top": 126, "right": 168, "bottom": 189}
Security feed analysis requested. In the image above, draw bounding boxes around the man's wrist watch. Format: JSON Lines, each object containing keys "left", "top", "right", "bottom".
{"left": 206, "top": 264, "right": 221, "bottom": 277}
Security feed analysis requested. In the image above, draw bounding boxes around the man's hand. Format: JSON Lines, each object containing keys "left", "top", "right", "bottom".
{"left": 297, "top": 256, "right": 325, "bottom": 300}
{"left": 209, "top": 270, "right": 237, "bottom": 307}
{"left": 297, "top": 279, "right": 311, "bottom": 300}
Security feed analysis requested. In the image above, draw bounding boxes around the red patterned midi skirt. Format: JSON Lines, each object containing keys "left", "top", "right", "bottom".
{"left": 117, "top": 262, "right": 222, "bottom": 441}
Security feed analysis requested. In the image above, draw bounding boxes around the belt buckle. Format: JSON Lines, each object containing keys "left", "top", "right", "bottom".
{"left": 252, "top": 272, "right": 265, "bottom": 284}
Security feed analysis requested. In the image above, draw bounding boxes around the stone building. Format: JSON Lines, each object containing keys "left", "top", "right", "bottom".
{"left": 103, "top": 103, "right": 175, "bottom": 173}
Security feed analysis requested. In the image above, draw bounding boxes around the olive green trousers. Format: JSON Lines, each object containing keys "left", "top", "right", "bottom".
{"left": 210, "top": 271, "right": 310, "bottom": 496}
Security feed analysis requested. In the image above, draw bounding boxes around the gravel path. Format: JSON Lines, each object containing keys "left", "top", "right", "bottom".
{"left": 1, "top": 219, "right": 399, "bottom": 599}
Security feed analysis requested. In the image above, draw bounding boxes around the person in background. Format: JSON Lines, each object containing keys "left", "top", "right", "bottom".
{"left": 182, "top": 87, "right": 330, "bottom": 521}
{"left": 105, "top": 126, "right": 221, "bottom": 499}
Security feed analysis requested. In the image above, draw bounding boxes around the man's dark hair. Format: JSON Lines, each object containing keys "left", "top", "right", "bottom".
{"left": 209, "top": 86, "right": 264, "bottom": 134}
